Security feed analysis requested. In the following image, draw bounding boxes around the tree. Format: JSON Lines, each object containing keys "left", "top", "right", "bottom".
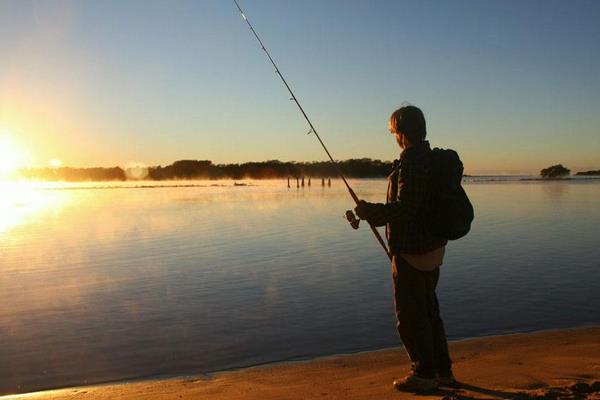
{"left": 575, "top": 170, "right": 600, "bottom": 176}
{"left": 540, "top": 164, "right": 570, "bottom": 179}
{"left": 171, "top": 160, "right": 212, "bottom": 179}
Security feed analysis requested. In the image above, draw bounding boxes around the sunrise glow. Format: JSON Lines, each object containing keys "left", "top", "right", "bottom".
{"left": 0, "top": 132, "right": 27, "bottom": 178}
{"left": 0, "top": 181, "right": 65, "bottom": 234}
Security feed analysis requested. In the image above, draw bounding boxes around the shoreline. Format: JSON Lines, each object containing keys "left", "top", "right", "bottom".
{"left": 3, "top": 326, "right": 599, "bottom": 400}
{"left": 3, "top": 175, "right": 600, "bottom": 194}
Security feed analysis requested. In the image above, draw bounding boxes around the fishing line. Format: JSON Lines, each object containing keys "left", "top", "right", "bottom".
{"left": 233, "top": 0, "right": 391, "bottom": 261}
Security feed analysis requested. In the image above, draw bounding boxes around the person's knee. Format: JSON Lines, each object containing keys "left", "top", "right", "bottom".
{"left": 396, "top": 310, "right": 428, "bottom": 333}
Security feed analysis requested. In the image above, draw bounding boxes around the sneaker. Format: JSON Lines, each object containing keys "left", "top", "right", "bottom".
{"left": 393, "top": 373, "right": 438, "bottom": 392}
{"left": 437, "top": 371, "right": 457, "bottom": 387}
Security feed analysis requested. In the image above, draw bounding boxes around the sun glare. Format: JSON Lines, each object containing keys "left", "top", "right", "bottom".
{"left": 0, "top": 133, "right": 26, "bottom": 178}
{"left": 0, "top": 181, "right": 68, "bottom": 234}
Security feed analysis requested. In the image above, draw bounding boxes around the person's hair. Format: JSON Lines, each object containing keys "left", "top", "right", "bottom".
{"left": 389, "top": 105, "right": 427, "bottom": 144}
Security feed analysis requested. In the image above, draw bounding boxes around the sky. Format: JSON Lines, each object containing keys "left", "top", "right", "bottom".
{"left": 0, "top": 0, "right": 599, "bottom": 175}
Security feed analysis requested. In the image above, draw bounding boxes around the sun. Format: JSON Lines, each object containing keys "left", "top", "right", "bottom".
{"left": 0, "top": 133, "right": 26, "bottom": 178}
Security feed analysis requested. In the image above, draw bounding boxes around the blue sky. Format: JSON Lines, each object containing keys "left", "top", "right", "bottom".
{"left": 0, "top": 0, "right": 599, "bottom": 174}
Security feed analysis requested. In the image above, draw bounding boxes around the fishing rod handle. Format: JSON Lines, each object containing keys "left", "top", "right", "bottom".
{"left": 370, "top": 224, "right": 392, "bottom": 261}
{"left": 345, "top": 181, "right": 392, "bottom": 260}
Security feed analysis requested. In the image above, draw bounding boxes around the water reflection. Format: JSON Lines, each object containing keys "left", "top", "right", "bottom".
{"left": 0, "top": 179, "right": 599, "bottom": 395}
{"left": 540, "top": 180, "right": 568, "bottom": 201}
{"left": 0, "top": 181, "right": 69, "bottom": 234}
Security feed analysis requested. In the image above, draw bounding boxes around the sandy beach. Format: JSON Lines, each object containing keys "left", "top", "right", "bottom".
{"left": 3, "top": 326, "right": 599, "bottom": 400}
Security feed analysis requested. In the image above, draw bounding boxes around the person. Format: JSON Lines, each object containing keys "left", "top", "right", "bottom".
{"left": 354, "top": 105, "right": 454, "bottom": 392}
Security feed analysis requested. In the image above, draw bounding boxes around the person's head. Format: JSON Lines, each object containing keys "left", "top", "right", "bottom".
{"left": 388, "top": 105, "right": 427, "bottom": 149}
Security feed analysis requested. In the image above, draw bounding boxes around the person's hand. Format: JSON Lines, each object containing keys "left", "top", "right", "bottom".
{"left": 355, "top": 200, "right": 375, "bottom": 220}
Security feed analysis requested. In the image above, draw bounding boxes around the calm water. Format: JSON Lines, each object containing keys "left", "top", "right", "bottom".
{"left": 1, "top": 178, "right": 599, "bottom": 394}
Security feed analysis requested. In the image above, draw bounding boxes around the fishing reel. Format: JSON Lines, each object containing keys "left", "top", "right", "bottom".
{"left": 345, "top": 210, "right": 360, "bottom": 230}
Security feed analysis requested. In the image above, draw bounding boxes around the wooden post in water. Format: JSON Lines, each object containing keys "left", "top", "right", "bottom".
{"left": 328, "top": 178, "right": 331, "bottom": 187}
{"left": 296, "top": 177, "right": 299, "bottom": 188}
{"left": 308, "top": 177, "right": 311, "bottom": 187}
{"left": 287, "top": 177, "right": 290, "bottom": 188}
{"left": 321, "top": 178, "right": 325, "bottom": 187}
{"left": 301, "top": 177, "right": 305, "bottom": 187}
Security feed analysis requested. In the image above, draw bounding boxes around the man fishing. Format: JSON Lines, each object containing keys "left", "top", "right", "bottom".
{"left": 233, "top": 3, "right": 469, "bottom": 392}
{"left": 355, "top": 105, "right": 455, "bottom": 392}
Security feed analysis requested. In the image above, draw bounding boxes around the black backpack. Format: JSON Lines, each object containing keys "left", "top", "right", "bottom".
{"left": 426, "top": 148, "right": 474, "bottom": 240}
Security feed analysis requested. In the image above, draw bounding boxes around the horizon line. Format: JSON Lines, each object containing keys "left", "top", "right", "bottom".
{"left": 15, "top": 158, "right": 599, "bottom": 177}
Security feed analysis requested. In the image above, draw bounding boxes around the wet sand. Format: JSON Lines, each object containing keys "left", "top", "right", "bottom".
{"left": 3, "top": 326, "right": 599, "bottom": 400}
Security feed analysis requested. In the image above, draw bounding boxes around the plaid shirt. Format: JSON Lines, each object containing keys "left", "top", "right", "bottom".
{"left": 367, "top": 141, "right": 447, "bottom": 254}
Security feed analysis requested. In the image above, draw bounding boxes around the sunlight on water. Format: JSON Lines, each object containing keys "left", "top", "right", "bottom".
{"left": 0, "top": 181, "right": 69, "bottom": 234}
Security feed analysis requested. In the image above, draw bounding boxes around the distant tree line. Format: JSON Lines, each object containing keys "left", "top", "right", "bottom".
{"left": 540, "top": 164, "right": 570, "bottom": 179}
{"left": 18, "top": 159, "right": 394, "bottom": 182}
{"left": 575, "top": 170, "right": 600, "bottom": 176}
{"left": 18, "top": 160, "right": 599, "bottom": 182}
{"left": 539, "top": 164, "right": 600, "bottom": 178}
{"left": 18, "top": 167, "right": 127, "bottom": 182}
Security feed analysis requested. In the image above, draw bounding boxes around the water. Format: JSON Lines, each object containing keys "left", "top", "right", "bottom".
{"left": 1, "top": 178, "right": 599, "bottom": 395}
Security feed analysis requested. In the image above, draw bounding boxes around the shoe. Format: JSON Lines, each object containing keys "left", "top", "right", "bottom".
{"left": 437, "top": 371, "right": 457, "bottom": 387}
{"left": 393, "top": 373, "right": 438, "bottom": 392}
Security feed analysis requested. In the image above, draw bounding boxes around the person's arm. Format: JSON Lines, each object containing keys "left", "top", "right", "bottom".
{"left": 355, "top": 161, "right": 426, "bottom": 226}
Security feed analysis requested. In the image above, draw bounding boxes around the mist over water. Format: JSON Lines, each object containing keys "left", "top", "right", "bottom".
{"left": 1, "top": 178, "right": 599, "bottom": 394}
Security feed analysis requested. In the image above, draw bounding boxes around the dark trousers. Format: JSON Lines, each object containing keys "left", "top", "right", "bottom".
{"left": 392, "top": 255, "right": 452, "bottom": 378}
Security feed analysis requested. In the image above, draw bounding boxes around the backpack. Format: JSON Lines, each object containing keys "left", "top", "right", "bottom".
{"left": 426, "top": 148, "right": 474, "bottom": 240}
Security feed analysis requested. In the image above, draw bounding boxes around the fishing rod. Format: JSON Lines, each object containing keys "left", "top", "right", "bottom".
{"left": 233, "top": 0, "right": 392, "bottom": 261}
